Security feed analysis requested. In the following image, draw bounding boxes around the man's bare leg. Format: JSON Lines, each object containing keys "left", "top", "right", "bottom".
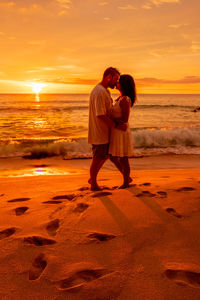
{"left": 89, "top": 157, "right": 107, "bottom": 191}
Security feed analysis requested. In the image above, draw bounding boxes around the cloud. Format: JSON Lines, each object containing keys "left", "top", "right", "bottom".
{"left": 17, "top": 3, "right": 43, "bottom": 14}
{"left": 57, "top": 0, "right": 71, "bottom": 9}
{"left": 46, "top": 78, "right": 98, "bottom": 85}
{"left": 28, "top": 40, "right": 46, "bottom": 46}
{"left": 168, "top": 23, "right": 188, "bottom": 29}
{"left": 26, "top": 68, "right": 55, "bottom": 73}
{"left": 118, "top": 4, "right": 136, "bottom": 10}
{"left": 149, "top": 51, "right": 162, "bottom": 57}
{"left": 45, "top": 76, "right": 200, "bottom": 87}
{"left": 58, "top": 10, "right": 68, "bottom": 15}
{"left": 151, "top": 0, "right": 180, "bottom": 6}
{"left": 142, "top": 4, "right": 152, "bottom": 9}
{"left": 142, "top": 0, "right": 180, "bottom": 8}
{"left": 137, "top": 76, "right": 200, "bottom": 86}
{"left": 191, "top": 42, "right": 200, "bottom": 52}
{"left": 0, "top": 1, "right": 15, "bottom": 8}
{"left": 0, "top": 32, "right": 16, "bottom": 40}
{"left": 26, "top": 65, "right": 84, "bottom": 73}
{"left": 98, "top": 2, "right": 108, "bottom": 6}
{"left": 56, "top": 0, "right": 71, "bottom": 15}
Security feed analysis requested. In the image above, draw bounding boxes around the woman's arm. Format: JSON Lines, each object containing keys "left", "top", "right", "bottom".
{"left": 113, "top": 97, "right": 131, "bottom": 131}
{"left": 117, "top": 96, "right": 131, "bottom": 124}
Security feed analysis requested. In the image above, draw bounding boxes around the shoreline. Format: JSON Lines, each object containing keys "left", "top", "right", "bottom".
{"left": 0, "top": 154, "right": 200, "bottom": 178}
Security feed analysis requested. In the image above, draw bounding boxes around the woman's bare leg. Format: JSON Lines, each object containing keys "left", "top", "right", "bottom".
{"left": 110, "top": 155, "right": 132, "bottom": 183}
{"left": 119, "top": 157, "right": 130, "bottom": 188}
{"left": 109, "top": 155, "right": 123, "bottom": 173}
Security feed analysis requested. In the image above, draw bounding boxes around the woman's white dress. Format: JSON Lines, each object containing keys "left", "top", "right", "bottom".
{"left": 109, "top": 96, "right": 133, "bottom": 157}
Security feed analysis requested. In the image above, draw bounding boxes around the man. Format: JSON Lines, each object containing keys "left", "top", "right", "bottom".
{"left": 88, "top": 67, "right": 121, "bottom": 191}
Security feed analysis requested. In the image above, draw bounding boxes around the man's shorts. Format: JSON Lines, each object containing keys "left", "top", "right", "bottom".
{"left": 92, "top": 143, "right": 109, "bottom": 159}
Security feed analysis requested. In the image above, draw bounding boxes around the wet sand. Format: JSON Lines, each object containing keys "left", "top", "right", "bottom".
{"left": 0, "top": 155, "right": 200, "bottom": 299}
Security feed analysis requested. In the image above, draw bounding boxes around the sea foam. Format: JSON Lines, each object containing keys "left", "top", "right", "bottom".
{"left": 0, "top": 127, "right": 200, "bottom": 158}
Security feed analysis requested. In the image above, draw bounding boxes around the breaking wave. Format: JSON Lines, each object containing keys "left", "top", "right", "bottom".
{"left": 0, "top": 127, "right": 200, "bottom": 158}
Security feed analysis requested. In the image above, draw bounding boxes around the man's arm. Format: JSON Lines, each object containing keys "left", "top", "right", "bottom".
{"left": 98, "top": 115, "right": 128, "bottom": 131}
{"left": 97, "top": 115, "right": 115, "bottom": 128}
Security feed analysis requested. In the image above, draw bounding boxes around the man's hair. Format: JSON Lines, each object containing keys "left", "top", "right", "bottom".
{"left": 103, "top": 67, "right": 120, "bottom": 78}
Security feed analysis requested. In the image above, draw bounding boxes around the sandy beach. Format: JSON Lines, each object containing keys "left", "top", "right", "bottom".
{"left": 0, "top": 155, "right": 200, "bottom": 299}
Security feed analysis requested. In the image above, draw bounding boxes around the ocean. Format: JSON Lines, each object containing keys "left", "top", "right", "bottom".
{"left": 0, "top": 93, "right": 200, "bottom": 159}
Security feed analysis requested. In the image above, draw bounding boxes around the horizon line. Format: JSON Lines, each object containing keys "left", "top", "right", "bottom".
{"left": 0, "top": 92, "right": 200, "bottom": 95}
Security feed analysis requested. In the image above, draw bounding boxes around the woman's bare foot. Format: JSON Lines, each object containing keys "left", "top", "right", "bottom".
{"left": 91, "top": 185, "right": 102, "bottom": 191}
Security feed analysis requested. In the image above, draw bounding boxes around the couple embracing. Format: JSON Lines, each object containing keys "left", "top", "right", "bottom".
{"left": 88, "top": 67, "right": 136, "bottom": 191}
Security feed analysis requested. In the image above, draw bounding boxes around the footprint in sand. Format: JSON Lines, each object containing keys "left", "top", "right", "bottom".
{"left": 29, "top": 253, "right": 47, "bottom": 280}
{"left": 165, "top": 269, "right": 200, "bottom": 288}
{"left": 46, "top": 219, "right": 60, "bottom": 236}
{"left": 91, "top": 191, "right": 112, "bottom": 198}
{"left": 140, "top": 182, "right": 151, "bottom": 186}
{"left": 73, "top": 203, "right": 89, "bottom": 213}
{"left": 43, "top": 200, "right": 63, "bottom": 204}
{"left": 87, "top": 232, "right": 116, "bottom": 242}
{"left": 136, "top": 191, "right": 156, "bottom": 198}
{"left": 100, "top": 186, "right": 110, "bottom": 190}
{"left": 166, "top": 208, "right": 182, "bottom": 218}
{"left": 78, "top": 187, "right": 89, "bottom": 191}
{"left": 52, "top": 194, "right": 76, "bottom": 201}
{"left": 14, "top": 207, "right": 29, "bottom": 216}
{"left": 0, "top": 194, "right": 4, "bottom": 197}
{"left": 157, "top": 191, "right": 167, "bottom": 198}
{"left": 57, "top": 268, "right": 107, "bottom": 291}
{"left": 8, "top": 197, "right": 31, "bottom": 203}
{"left": 24, "top": 236, "right": 56, "bottom": 246}
{"left": 0, "top": 227, "right": 17, "bottom": 240}
{"left": 176, "top": 187, "right": 196, "bottom": 192}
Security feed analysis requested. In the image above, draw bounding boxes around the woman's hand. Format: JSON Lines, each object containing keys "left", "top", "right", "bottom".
{"left": 115, "top": 123, "right": 127, "bottom": 131}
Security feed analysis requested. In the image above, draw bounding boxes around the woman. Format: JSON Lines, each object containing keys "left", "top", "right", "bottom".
{"left": 109, "top": 74, "right": 136, "bottom": 188}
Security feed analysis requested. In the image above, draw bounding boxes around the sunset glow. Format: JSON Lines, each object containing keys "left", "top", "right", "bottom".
{"left": 0, "top": 0, "right": 200, "bottom": 94}
{"left": 30, "top": 83, "right": 46, "bottom": 94}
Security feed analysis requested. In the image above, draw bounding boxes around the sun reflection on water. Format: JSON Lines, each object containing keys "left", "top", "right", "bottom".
{"left": 32, "top": 167, "right": 74, "bottom": 176}
{"left": 35, "top": 94, "right": 40, "bottom": 102}
{"left": 35, "top": 168, "right": 46, "bottom": 175}
{"left": 1, "top": 167, "right": 79, "bottom": 178}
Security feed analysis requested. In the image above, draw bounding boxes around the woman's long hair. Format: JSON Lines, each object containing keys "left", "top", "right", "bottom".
{"left": 119, "top": 74, "right": 136, "bottom": 107}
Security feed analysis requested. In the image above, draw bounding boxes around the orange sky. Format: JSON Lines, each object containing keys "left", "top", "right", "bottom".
{"left": 0, "top": 0, "right": 200, "bottom": 93}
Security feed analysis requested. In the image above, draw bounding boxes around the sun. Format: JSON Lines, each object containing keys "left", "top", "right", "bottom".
{"left": 31, "top": 83, "right": 46, "bottom": 94}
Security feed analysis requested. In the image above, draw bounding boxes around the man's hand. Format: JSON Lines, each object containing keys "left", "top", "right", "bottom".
{"left": 115, "top": 123, "right": 127, "bottom": 131}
